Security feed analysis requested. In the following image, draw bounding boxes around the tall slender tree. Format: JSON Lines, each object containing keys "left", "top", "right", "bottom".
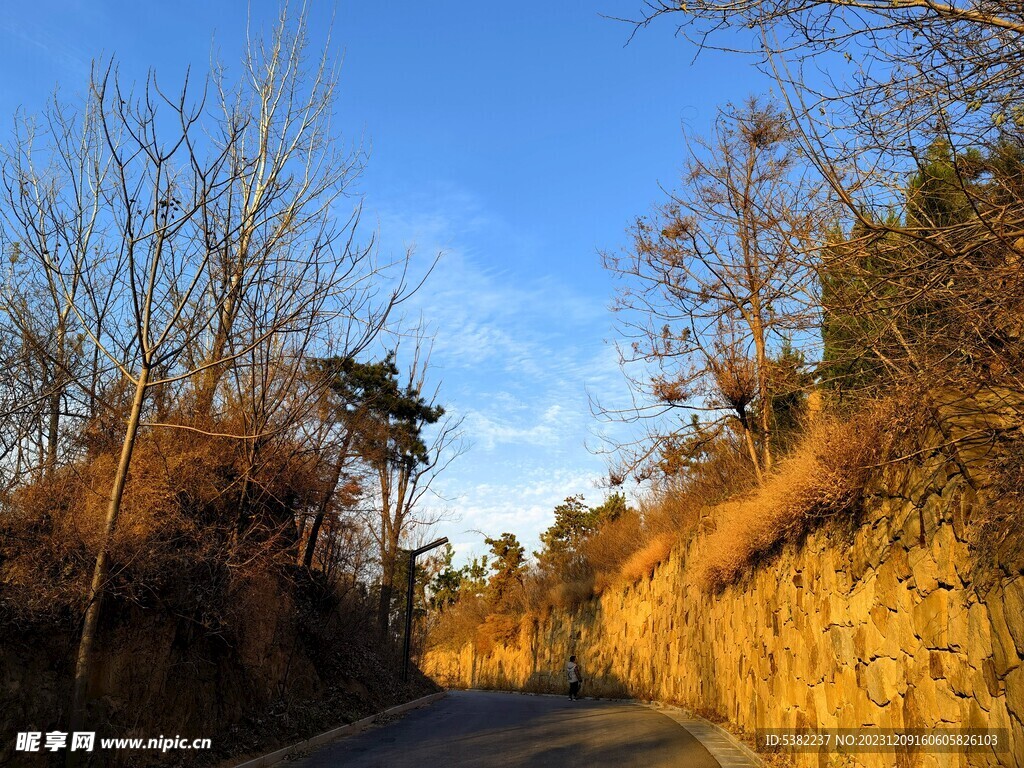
{"left": 602, "top": 98, "right": 826, "bottom": 482}
{"left": 323, "top": 346, "right": 462, "bottom": 635}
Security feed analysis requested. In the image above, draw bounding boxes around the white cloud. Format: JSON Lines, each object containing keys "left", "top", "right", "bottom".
{"left": 0, "top": 15, "right": 90, "bottom": 81}
{"left": 433, "top": 466, "right": 609, "bottom": 558}
{"left": 362, "top": 182, "right": 639, "bottom": 564}
{"left": 462, "top": 402, "right": 573, "bottom": 452}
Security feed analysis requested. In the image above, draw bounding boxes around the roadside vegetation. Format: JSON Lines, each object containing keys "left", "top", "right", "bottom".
{"left": 0, "top": 8, "right": 460, "bottom": 765}
{"left": 426, "top": 0, "right": 1024, "bottom": 653}
{"left": 2, "top": 0, "right": 1024, "bottom": 759}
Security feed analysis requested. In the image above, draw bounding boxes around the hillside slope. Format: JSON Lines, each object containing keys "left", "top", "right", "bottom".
{"left": 424, "top": 454, "right": 1024, "bottom": 767}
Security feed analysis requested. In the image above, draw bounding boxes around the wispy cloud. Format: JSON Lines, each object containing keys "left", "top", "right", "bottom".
{"left": 0, "top": 13, "right": 91, "bottom": 84}
{"left": 365, "top": 182, "right": 635, "bottom": 560}
{"left": 437, "top": 466, "right": 609, "bottom": 558}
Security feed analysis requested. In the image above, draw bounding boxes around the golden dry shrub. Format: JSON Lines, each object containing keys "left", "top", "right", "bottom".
{"left": 1, "top": 469, "right": 91, "bottom": 622}
{"left": 617, "top": 533, "right": 675, "bottom": 585}
{"left": 0, "top": 410, "right": 327, "bottom": 629}
{"left": 694, "top": 405, "right": 889, "bottom": 589}
{"left": 546, "top": 576, "right": 595, "bottom": 610}
{"left": 0, "top": 431, "right": 227, "bottom": 624}
{"left": 474, "top": 612, "right": 522, "bottom": 654}
{"left": 522, "top": 570, "right": 555, "bottom": 614}
{"left": 582, "top": 511, "right": 643, "bottom": 593}
{"left": 973, "top": 427, "right": 1024, "bottom": 571}
{"left": 580, "top": 485, "right": 712, "bottom": 596}
{"left": 426, "top": 596, "right": 490, "bottom": 651}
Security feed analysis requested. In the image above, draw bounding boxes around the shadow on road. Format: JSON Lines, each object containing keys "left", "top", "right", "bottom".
{"left": 291, "top": 690, "right": 719, "bottom": 767}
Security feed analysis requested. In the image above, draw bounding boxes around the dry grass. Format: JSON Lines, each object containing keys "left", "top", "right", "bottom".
{"left": 546, "top": 575, "right": 596, "bottom": 610}
{"left": 617, "top": 533, "right": 676, "bottom": 584}
{"left": 425, "top": 596, "right": 490, "bottom": 651}
{"left": 973, "top": 430, "right": 1024, "bottom": 572}
{"left": 0, "top": 414, "right": 434, "bottom": 768}
{"left": 0, "top": 412, "right": 326, "bottom": 629}
{"left": 422, "top": 402, "right": 892, "bottom": 663}
{"left": 693, "top": 406, "right": 890, "bottom": 589}
{"left": 474, "top": 612, "right": 522, "bottom": 654}
{"left": 581, "top": 510, "right": 642, "bottom": 584}
{"left": 581, "top": 439, "right": 756, "bottom": 593}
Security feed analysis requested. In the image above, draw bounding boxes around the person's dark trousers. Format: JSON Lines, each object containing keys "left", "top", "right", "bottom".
{"left": 569, "top": 682, "right": 580, "bottom": 699}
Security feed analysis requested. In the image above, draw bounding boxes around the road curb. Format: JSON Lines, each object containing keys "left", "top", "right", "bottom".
{"left": 644, "top": 702, "right": 762, "bottom": 767}
{"left": 231, "top": 691, "right": 447, "bottom": 768}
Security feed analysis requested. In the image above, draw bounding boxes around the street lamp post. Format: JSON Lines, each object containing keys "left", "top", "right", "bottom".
{"left": 402, "top": 537, "right": 448, "bottom": 683}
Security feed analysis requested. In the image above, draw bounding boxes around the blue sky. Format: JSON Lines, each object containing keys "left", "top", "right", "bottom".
{"left": 0, "top": 2, "right": 773, "bottom": 562}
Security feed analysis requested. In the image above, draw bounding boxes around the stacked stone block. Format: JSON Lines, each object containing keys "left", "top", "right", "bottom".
{"left": 423, "top": 459, "right": 1024, "bottom": 767}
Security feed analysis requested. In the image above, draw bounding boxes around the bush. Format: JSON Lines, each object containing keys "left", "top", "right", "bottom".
{"left": 693, "top": 405, "right": 890, "bottom": 589}
{"left": 581, "top": 510, "right": 643, "bottom": 589}
{"left": 580, "top": 436, "right": 758, "bottom": 594}
{"left": 617, "top": 533, "right": 675, "bottom": 584}
{"left": 547, "top": 576, "right": 596, "bottom": 610}
{"left": 425, "top": 596, "right": 490, "bottom": 651}
{"left": 475, "top": 613, "right": 522, "bottom": 654}
{"left": 975, "top": 430, "right": 1024, "bottom": 572}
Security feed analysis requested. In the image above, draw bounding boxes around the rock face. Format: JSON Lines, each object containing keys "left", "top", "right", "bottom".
{"left": 423, "top": 462, "right": 1024, "bottom": 767}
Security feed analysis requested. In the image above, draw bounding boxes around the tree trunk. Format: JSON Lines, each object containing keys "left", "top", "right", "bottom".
{"left": 301, "top": 454, "right": 346, "bottom": 568}
{"left": 45, "top": 318, "right": 67, "bottom": 477}
{"left": 738, "top": 409, "right": 763, "bottom": 484}
{"left": 69, "top": 364, "right": 150, "bottom": 737}
{"left": 45, "top": 385, "right": 61, "bottom": 477}
{"left": 748, "top": 288, "right": 773, "bottom": 474}
{"left": 377, "top": 529, "right": 401, "bottom": 636}
{"left": 377, "top": 580, "right": 393, "bottom": 636}
{"left": 754, "top": 348, "right": 773, "bottom": 473}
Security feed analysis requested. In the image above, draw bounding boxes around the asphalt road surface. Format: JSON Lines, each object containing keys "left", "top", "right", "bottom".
{"left": 290, "top": 690, "right": 722, "bottom": 767}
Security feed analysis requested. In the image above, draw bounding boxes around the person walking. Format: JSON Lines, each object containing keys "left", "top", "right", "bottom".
{"left": 566, "top": 655, "right": 583, "bottom": 700}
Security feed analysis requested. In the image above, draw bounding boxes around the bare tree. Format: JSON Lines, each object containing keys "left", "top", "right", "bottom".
{"left": 0, "top": 10, "right": 414, "bottom": 734}
{"left": 632, "top": 0, "right": 1024, "bottom": 484}
{"left": 601, "top": 98, "right": 826, "bottom": 482}
{"left": 0, "top": 95, "right": 119, "bottom": 489}
{"left": 191, "top": 5, "right": 368, "bottom": 414}
{"left": 635, "top": 0, "right": 1024, "bottom": 146}
{"left": 630, "top": 0, "right": 1024, "bottom": 325}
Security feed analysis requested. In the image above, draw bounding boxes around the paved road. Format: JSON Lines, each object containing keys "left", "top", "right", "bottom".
{"left": 290, "top": 690, "right": 722, "bottom": 767}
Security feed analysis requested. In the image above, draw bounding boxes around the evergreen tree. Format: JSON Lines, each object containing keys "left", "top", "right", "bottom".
{"left": 484, "top": 533, "right": 527, "bottom": 610}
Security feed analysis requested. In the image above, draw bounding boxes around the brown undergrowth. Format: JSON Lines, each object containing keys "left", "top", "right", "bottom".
{"left": 558, "top": 405, "right": 889, "bottom": 601}
{"left": 693, "top": 404, "right": 891, "bottom": 589}
{"left": 0, "top": 418, "right": 437, "bottom": 767}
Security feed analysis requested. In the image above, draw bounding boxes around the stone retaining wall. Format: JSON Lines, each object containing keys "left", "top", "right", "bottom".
{"left": 423, "top": 461, "right": 1024, "bottom": 767}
